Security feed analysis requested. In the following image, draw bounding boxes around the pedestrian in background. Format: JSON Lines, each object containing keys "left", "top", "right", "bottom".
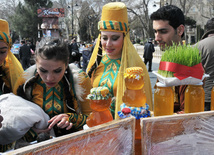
{"left": 143, "top": 38, "right": 155, "bottom": 72}
{"left": 82, "top": 45, "right": 92, "bottom": 72}
{"left": 196, "top": 18, "right": 214, "bottom": 111}
{"left": 82, "top": 39, "right": 97, "bottom": 72}
{"left": 19, "top": 40, "right": 31, "bottom": 70}
{"left": 68, "top": 38, "right": 81, "bottom": 68}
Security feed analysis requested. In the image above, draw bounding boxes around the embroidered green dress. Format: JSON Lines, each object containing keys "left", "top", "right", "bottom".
{"left": 91, "top": 55, "right": 121, "bottom": 118}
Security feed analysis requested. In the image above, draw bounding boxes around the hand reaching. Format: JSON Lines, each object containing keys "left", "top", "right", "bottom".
{"left": 48, "top": 114, "right": 73, "bottom": 131}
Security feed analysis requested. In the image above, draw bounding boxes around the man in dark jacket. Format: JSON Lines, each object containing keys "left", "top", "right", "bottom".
{"left": 143, "top": 38, "right": 155, "bottom": 72}
{"left": 68, "top": 38, "right": 81, "bottom": 68}
{"left": 19, "top": 40, "right": 31, "bottom": 70}
{"left": 82, "top": 46, "right": 92, "bottom": 72}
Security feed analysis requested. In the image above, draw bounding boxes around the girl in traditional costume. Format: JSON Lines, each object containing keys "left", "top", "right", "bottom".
{"left": 13, "top": 38, "right": 92, "bottom": 142}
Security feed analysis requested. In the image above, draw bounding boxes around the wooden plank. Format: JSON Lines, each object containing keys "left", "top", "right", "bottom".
{"left": 141, "top": 111, "right": 214, "bottom": 155}
{"left": 7, "top": 117, "right": 135, "bottom": 155}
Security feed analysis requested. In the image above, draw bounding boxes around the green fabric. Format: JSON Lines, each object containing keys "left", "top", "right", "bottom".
{"left": 119, "top": 22, "right": 123, "bottom": 31}
{"left": 69, "top": 113, "right": 87, "bottom": 129}
{"left": 0, "top": 143, "right": 14, "bottom": 153}
{"left": 103, "top": 21, "right": 107, "bottom": 29}
{"left": 109, "top": 21, "right": 114, "bottom": 29}
{"left": 22, "top": 128, "right": 38, "bottom": 142}
{"left": 98, "top": 55, "right": 121, "bottom": 95}
{"left": 110, "top": 98, "right": 116, "bottom": 119}
{"left": 36, "top": 78, "right": 64, "bottom": 117}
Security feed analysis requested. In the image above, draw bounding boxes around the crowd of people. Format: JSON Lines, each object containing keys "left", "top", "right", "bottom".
{"left": 0, "top": 1, "right": 214, "bottom": 153}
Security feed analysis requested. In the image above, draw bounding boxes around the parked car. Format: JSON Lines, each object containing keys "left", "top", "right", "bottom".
{"left": 11, "top": 43, "right": 21, "bottom": 60}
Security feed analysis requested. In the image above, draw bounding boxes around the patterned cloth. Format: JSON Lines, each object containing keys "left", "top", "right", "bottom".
{"left": 97, "top": 55, "right": 121, "bottom": 95}
{"left": 118, "top": 103, "right": 150, "bottom": 119}
{"left": 87, "top": 86, "right": 112, "bottom": 100}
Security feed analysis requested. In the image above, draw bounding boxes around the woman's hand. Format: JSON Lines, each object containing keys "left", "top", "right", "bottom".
{"left": 48, "top": 114, "right": 73, "bottom": 130}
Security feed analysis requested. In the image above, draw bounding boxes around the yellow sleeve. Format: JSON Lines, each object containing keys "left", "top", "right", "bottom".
{"left": 68, "top": 71, "right": 92, "bottom": 129}
{"left": 13, "top": 72, "right": 26, "bottom": 95}
{"left": 78, "top": 71, "right": 92, "bottom": 116}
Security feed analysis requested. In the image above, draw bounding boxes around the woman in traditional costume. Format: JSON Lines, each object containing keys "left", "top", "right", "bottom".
{"left": 0, "top": 19, "right": 24, "bottom": 152}
{"left": 0, "top": 19, "right": 23, "bottom": 95}
{"left": 86, "top": 2, "right": 153, "bottom": 119}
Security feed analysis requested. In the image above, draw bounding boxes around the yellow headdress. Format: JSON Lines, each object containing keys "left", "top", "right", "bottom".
{"left": 0, "top": 19, "right": 23, "bottom": 91}
{"left": 87, "top": 2, "right": 153, "bottom": 119}
{"left": 98, "top": 2, "right": 129, "bottom": 33}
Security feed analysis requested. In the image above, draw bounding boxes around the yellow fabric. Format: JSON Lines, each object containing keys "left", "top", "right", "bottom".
{"left": 87, "top": 2, "right": 153, "bottom": 119}
{"left": 6, "top": 51, "right": 24, "bottom": 91}
{"left": 0, "top": 19, "right": 10, "bottom": 35}
{"left": 86, "top": 34, "right": 101, "bottom": 73}
{"left": 98, "top": 2, "right": 129, "bottom": 33}
{"left": 101, "top": 2, "right": 128, "bottom": 24}
{"left": 0, "top": 19, "right": 23, "bottom": 91}
{"left": 77, "top": 71, "right": 93, "bottom": 116}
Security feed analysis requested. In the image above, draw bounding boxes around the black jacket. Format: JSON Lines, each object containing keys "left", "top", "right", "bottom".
{"left": 143, "top": 42, "right": 155, "bottom": 59}
{"left": 19, "top": 44, "right": 31, "bottom": 60}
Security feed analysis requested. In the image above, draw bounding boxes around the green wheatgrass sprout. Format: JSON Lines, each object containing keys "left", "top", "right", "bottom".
{"left": 158, "top": 43, "right": 201, "bottom": 77}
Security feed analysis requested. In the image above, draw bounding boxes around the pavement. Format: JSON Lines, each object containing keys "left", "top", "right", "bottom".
{"left": 145, "top": 57, "right": 161, "bottom": 96}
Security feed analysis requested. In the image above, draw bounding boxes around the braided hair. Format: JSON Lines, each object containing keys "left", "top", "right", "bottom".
{"left": 87, "top": 40, "right": 102, "bottom": 78}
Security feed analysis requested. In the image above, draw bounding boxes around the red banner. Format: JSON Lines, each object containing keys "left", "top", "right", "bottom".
{"left": 159, "top": 61, "right": 204, "bottom": 80}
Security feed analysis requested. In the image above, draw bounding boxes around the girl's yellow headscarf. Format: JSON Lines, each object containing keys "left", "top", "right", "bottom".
{"left": 0, "top": 19, "right": 23, "bottom": 91}
{"left": 87, "top": 2, "right": 153, "bottom": 119}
